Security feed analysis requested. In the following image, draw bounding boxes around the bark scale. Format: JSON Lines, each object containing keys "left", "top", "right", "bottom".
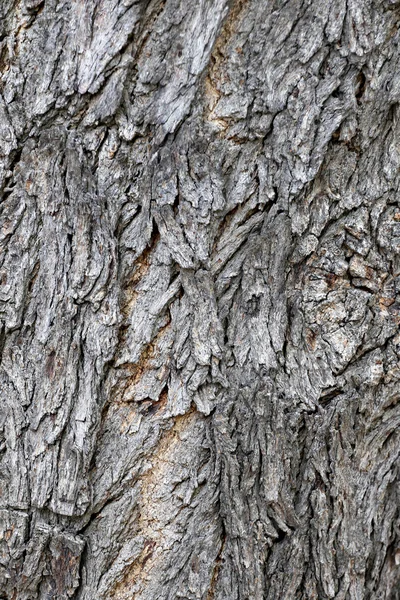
{"left": 0, "top": 0, "right": 399, "bottom": 598}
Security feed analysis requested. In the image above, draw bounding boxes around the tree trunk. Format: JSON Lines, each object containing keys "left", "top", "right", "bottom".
{"left": 1, "top": 0, "right": 400, "bottom": 598}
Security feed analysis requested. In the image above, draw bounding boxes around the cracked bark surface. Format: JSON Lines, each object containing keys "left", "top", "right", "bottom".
{"left": 0, "top": 0, "right": 400, "bottom": 598}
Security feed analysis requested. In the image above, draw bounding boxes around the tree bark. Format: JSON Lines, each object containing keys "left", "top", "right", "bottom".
{"left": 0, "top": 0, "right": 400, "bottom": 598}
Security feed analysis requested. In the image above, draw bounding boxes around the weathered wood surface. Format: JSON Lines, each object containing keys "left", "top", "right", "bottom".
{"left": 0, "top": 0, "right": 400, "bottom": 598}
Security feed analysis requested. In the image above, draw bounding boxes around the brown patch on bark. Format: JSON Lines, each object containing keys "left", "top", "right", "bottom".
{"left": 108, "top": 409, "right": 197, "bottom": 599}
{"left": 50, "top": 544, "right": 80, "bottom": 598}
{"left": 4, "top": 526, "right": 14, "bottom": 542}
{"left": 204, "top": 0, "right": 249, "bottom": 130}
{"left": 0, "top": 44, "right": 10, "bottom": 77}
{"left": 324, "top": 272, "right": 339, "bottom": 290}
{"left": 210, "top": 0, "right": 249, "bottom": 73}
{"left": 204, "top": 75, "right": 227, "bottom": 131}
{"left": 379, "top": 297, "right": 395, "bottom": 309}
{"left": 120, "top": 238, "right": 159, "bottom": 321}
{"left": 355, "top": 71, "right": 366, "bottom": 105}
{"left": 45, "top": 350, "right": 56, "bottom": 379}
{"left": 206, "top": 533, "right": 225, "bottom": 600}
{"left": 139, "top": 386, "right": 169, "bottom": 417}
{"left": 305, "top": 328, "right": 317, "bottom": 351}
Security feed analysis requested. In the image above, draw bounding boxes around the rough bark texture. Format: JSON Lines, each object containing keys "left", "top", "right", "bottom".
{"left": 0, "top": 0, "right": 400, "bottom": 598}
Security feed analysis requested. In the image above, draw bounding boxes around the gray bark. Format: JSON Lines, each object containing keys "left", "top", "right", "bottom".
{"left": 0, "top": 0, "right": 400, "bottom": 598}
